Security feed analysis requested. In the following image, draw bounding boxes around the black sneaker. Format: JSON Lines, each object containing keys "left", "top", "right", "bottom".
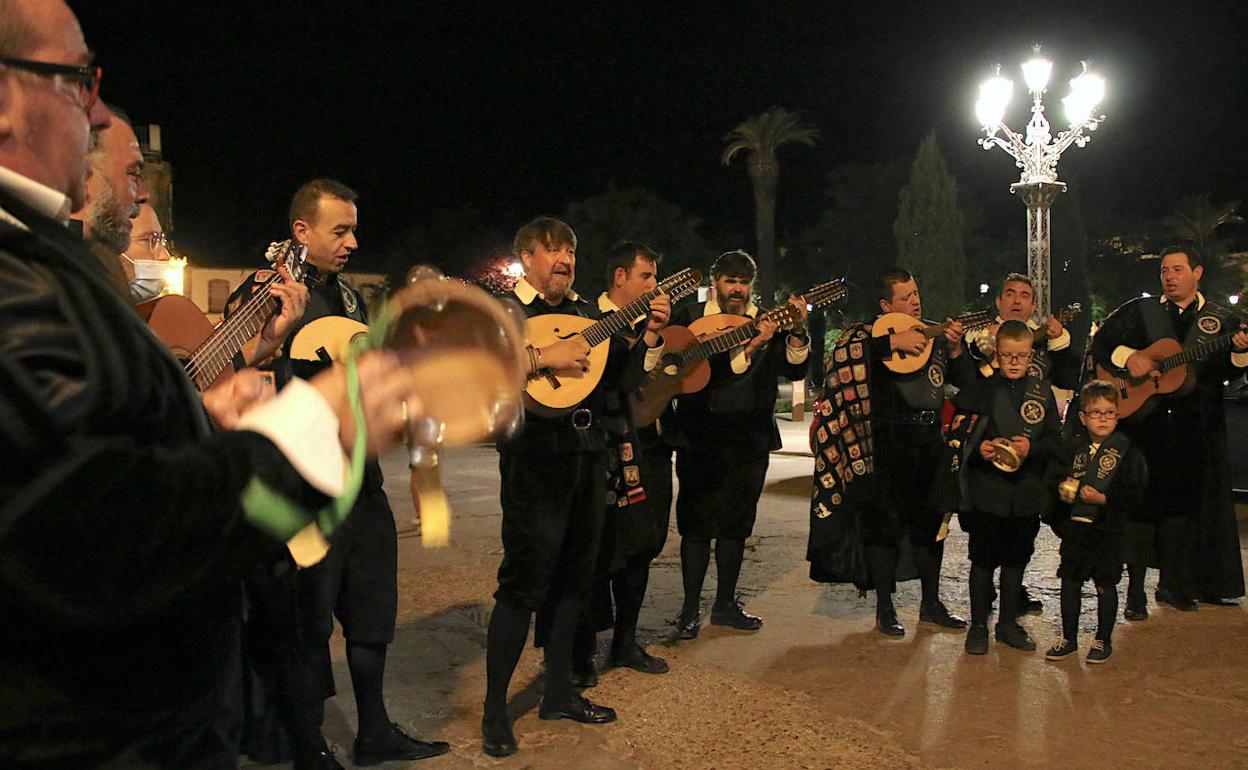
{"left": 674, "top": 610, "right": 701, "bottom": 640}
{"left": 710, "top": 600, "right": 763, "bottom": 631}
{"left": 994, "top": 622, "right": 1036, "bottom": 652}
{"left": 1124, "top": 601, "right": 1148, "bottom": 621}
{"left": 919, "top": 600, "right": 968, "bottom": 629}
{"left": 965, "top": 624, "right": 989, "bottom": 655}
{"left": 1045, "top": 637, "right": 1077, "bottom": 661}
{"left": 1086, "top": 638, "right": 1113, "bottom": 664}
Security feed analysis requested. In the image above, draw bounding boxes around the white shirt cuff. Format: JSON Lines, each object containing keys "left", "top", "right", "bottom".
{"left": 236, "top": 377, "right": 347, "bottom": 497}
{"left": 1047, "top": 328, "right": 1071, "bottom": 352}
{"left": 1232, "top": 350, "right": 1248, "bottom": 368}
{"left": 786, "top": 336, "right": 810, "bottom": 364}
{"left": 643, "top": 341, "right": 665, "bottom": 372}
{"left": 730, "top": 346, "right": 749, "bottom": 374}
{"left": 1110, "top": 345, "right": 1137, "bottom": 369}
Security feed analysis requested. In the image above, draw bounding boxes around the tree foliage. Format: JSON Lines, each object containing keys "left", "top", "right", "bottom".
{"left": 894, "top": 131, "right": 965, "bottom": 319}
{"left": 722, "top": 106, "right": 818, "bottom": 304}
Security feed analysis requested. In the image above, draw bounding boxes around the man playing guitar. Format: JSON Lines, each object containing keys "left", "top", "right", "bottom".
{"left": 1090, "top": 246, "right": 1248, "bottom": 616}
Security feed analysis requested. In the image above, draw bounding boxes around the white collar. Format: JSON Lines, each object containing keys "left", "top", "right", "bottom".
{"left": 513, "top": 275, "right": 579, "bottom": 306}
{"left": 597, "top": 293, "right": 619, "bottom": 312}
{"left": 994, "top": 313, "right": 1041, "bottom": 330}
{"left": 704, "top": 296, "right": 757, "bottom": 318}
{"left": 0, "top": 165, "right": 73, "bottom": 229}
{"left": 1159, "top": 292, "right": 1205, "bottom": 312}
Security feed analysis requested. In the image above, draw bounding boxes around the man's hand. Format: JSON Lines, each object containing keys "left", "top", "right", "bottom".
{"left": 249, "top": 263, "right": 310, "bottom": 365}
{"left": 1010, "top": 435, "right": 1031, "bottom": 461}
{"left": 1232, "top": 324, "right": 1248, "bottom": 352}
{"left": 203, "top": 369, "right": 276, "bottom": 430}
{"left": 744, "top": 318, "right": 779, "bottom": 360}
{"left": 1078, "top": 485, "right": 1107, "bottom": 505}
{"left": 890, "top": 328, "right": 926, "bottom": 356}
{"left": 944, "top": 319, "right": 965, "bottom": 357}
{"left": 979, "top": 440, "right": 996, "bottom": 461}
{"left": 1046, "top": 314, "right": 1064, "bottom": 339}
{"left": 786, "top": 294, "right": 809, "bottom": 330}
{"left": 538, "top": 337, "right": 592, "bottom": 371}
{"left": 1125, "top": 350, "right": 1157, "bottom": 379}
{"left": 645, "top": 293, "right": 672, "bottom": 333}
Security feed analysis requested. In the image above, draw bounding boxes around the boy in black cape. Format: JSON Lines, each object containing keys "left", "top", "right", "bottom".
{"left": 954, "top": 321, "right": 1062, "bottom": 654}
{"left": 1044, "top": 380, "right": 1149, "bottom": 664}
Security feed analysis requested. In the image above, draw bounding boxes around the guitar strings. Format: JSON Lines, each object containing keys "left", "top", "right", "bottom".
{"left": 184, "top": 274, "right": 280, "bottom": 384}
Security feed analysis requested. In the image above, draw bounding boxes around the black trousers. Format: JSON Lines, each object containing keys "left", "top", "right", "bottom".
{"left": 676, "top": 442, "right": 768, "bottom": 541}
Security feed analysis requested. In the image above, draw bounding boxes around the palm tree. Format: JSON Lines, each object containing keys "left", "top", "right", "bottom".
{"left": 722, "top": 107, "right": 818, "bottom": 303}
{"left": 1161, "top": 193, "right": 1243, "bottom": 261}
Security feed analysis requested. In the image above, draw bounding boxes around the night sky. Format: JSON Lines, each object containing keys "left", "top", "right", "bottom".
{"left": 76, "top": 0, "right": 1248, "bottom": 272}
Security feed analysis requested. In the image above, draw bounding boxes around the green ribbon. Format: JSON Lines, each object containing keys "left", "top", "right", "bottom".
{"left": 242, "top": 305, "right": 395, "bottom": 542}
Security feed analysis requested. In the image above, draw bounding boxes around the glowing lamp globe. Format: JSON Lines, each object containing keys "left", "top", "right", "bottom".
{"left": 976, "top": 75, "right": 1013, "bottom": 129}
{"left": 1021, "top": 55, "right": 1052, "bottom": 94}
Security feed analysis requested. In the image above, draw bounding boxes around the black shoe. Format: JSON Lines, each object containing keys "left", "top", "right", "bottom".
{"left": 1086, "top": 638, "right": 1113, "bottom": 664}
{"left": 875, "top": 606, "right": 905, "bottom": 637}
{"left": 609, "top": 643, "right": 669, "bottom": 674}
{"left": 571, "top": 659, "right": 598, "bottom": 689}
{"left": 294, "top": 749, "right": 345, "bottom": 770}
{"left": 353, "top": 723, "right": 450, "bottom": 765}
{"left": 1198, "top": 596, "right": 1239, "bottom": 607}
{"left": 994, "top": 622, "right": 1036, "bottom": 652}
{"left": 919, "top": 601, "right": 968, "bottom": 629}
{"left": 1045, "top": 637, "right": 1078, "bottom": 661}
{"left": 1020, "top": 586, "right": 1044, "bottom": 615}
{"left": 1124, "top": 601, "right": 1148, "bottom": 621}
{"left": 965, "top": 624, "right": 989, "bottom": 655}
{"left": 710, "top": 600, "right": 764, "bottom": 631}
{"left": 674, "top": 610, "right": 701, "bottom": 640}
{"left": 482, "top": 715, "right": 517, "bottom": 758}
{"left": 538, "top": 693, "right": 617, "bottom": 724}
{"left": 1155, "top": 588, "right": 1198, "bottom": 612}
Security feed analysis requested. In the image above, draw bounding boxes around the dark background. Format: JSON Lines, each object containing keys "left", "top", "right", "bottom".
{"left": 76, "top": 0, "right": 1248, "bottom": 282}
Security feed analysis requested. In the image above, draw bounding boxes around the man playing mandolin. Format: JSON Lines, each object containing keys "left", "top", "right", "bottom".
{"left": 1090, "top": 246, "right": 1248, "bottom": 616}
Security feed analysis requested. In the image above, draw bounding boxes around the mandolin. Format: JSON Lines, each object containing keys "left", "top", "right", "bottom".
{"left": 976, "top": 303, "right": 1082, "bottom": 377}
{"left": 873, "top": 309, "right": 995, "bottom": 374}
{"left": 628, "top": 277, "right": 847, "bottom": 427}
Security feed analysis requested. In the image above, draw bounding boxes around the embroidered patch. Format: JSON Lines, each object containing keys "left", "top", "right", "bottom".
{"left": 815, "top": 502, "right": 833, "bottom": 519}
{"left": 838, "top": 366, "right": 853, "bottom": 384}
{"left": 619, "top": 442, "right": 634, "bottom": 462}
{"left": 861, "top": 398, "right": 871, "bottom": 415}
{"left": 856, "top": 383, "right": 870, "bottom": 399}
{"left": 852, "top": 363, "right": 868, "bottom": 382}
{"left": 852, "top": 459, "right": 867, "bottom": 476}
{"left": 824, "top": 446, "right": 840, "bottom": 463}
{"left": 927, "top": 364, "right": 944, "bottom": 388}
{"left": 1197, "top": 315, "right": 1222, "bottom": 334}
{"left": 838, "top": 412, "right": 849, "bottom": 428}
{"left": 834, "top": 347, "right": 849, "bottom": 363}
{"left": 848, "top": 443, "right": 862, "bottom": 460}
{"left": 830, "top": 493, "right": 843, "bottom": 506}
{"left": 815, "top": 456, "right": 825, "bottom": 471}
{"left": 849, "top": 342, "right": 864, "bottom": 360}
{"left": 1026, "top": 361, "right": 1044, "bottom": 379}
{"left": 843, "top": 386, "right": 857, "bottom": 402}
{"left": 1097, "top": 450, "right": 1120, "bottom": 479}
{"left": 623, "top": 465, "right": 640, "bottom": 485}
{"left": 341, "top": 286, "right": 359, "bottom": 314}
{"left": 843, "top": 428, "right": 857, "bottom": 444}
{"left": 1073, "top": 453, "right": 1088, "bottom": 472}
{"left": 816, "top": 426, "right": 828, "bottom": 443}
{"left": 1021, "top": 399, "right": 1046, "bottom": 425}
{"left": 820, "top": 472, "right": 836, "bottom": 489}
{"left": 820, "top": 400, "right": 833, "bottom": 417}
{"left": 849, "top": 403, "right": 862, "bottom": 418}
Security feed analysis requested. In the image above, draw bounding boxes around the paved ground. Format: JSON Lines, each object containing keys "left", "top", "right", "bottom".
{"left": 274, "top": 419, "right": 1248, "bottom": 770}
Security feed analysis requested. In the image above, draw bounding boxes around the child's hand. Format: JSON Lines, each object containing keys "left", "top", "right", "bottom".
{"left": 1078, "top": 486, "right": 1106, "bottom": 506}
{"left": 979, "top": 440, "right": 996, "bottom": 461}
{"left": 1010, "top": 435, "right": 1031, "bottom": 460}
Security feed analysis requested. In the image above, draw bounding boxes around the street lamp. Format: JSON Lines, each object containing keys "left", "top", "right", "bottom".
{"left": 975, "top": 45, "right": 1106, "bottom": 316}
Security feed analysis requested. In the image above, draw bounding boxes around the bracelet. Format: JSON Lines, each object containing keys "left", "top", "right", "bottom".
{"left": 525, "top": 345, "right": 538, "bottom": 376}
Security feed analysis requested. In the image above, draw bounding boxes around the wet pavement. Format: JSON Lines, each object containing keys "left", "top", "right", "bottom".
{"left": 269, "top": 418, "right": 1248, "bottom": 769}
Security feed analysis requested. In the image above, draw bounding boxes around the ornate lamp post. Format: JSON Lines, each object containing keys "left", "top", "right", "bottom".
{"left": 975, "top": 46, "right": 1106, "bottom": 317}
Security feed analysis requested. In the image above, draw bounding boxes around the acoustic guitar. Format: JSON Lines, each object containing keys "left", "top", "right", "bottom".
{"left": 873, "top": 309, "right": 994, "bottom": 374}
{"left": 976, "top": 303, "right": 1082, "bottom": 377}
{"left": 628, "top": 277, "right": 847, "bottom": 427}
{"left": 290, "top": 316, "right": 370, "bottom": 364}
{"left": 144, "top": 240, "right": 307, "bottom": 391}
{"left": 523, "top": 268, "right": 702, "bottom": 416}
{"left": 1095, "top": 322, "right": 1247, "bottom": 420}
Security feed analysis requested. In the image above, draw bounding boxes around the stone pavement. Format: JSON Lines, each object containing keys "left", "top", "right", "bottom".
{"left": 268, "top": 417, "right": 1248, "bottom": 770}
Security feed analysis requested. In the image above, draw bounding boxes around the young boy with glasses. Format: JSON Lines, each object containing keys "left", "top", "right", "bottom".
{"left": 953, "top": 321, "right": 1061, "bottom": 655}
{"left": 1045, "top": 380, "right": 1149, "bottom": 664}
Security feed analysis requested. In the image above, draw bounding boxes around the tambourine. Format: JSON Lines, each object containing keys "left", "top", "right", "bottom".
{"left": 990, "top": 437, "right": 1021, "bottom": 473}
{"left": 1058, "top": 476, "right": 1081, "bottom": 504}
{"left": 390, "top": 266, "right": 527, "bottom": 546}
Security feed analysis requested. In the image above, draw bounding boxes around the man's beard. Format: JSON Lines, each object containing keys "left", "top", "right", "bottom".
{"left": 85, "top": 183, "right": 135, "bottom": 254}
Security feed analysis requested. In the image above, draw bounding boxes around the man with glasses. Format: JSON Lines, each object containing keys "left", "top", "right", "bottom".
{"left": 0, "top": 2, "right": 426, "bottom": 766}
{"left": 1090, "top": 246, "right": 1248, "bottom": 617}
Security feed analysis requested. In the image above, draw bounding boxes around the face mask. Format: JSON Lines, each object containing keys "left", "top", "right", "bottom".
{"left": 127, "top": 259, "right": 167, "bottom": 302}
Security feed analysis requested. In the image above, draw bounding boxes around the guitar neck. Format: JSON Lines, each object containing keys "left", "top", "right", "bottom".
{"left": 579, "top": 272, "right": 695, "bottom": 347}
{"left": 185, "top": 276, "right": 279, "bottom": 388}
{"left": 676, "top": 281, "right": 842, "bottom": 366}
{"left": 1159, "top": 330, "right": 1237, "bottom": 373}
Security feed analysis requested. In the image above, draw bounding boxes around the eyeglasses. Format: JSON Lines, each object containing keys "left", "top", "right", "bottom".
{"left": 0, "top": 57, "right": 102, "bottom": 110}
{"left": 998, "top": 352, "right": 1033, "bottom": 364}
{"left": 131, "top": 231, "right": 172, "bottom": 252}
{"left": 1083, "top": 409, "right": 1117, "bottom": 419}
